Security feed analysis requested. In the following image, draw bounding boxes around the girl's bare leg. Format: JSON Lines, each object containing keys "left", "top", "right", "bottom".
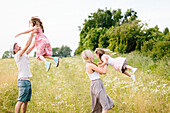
{"left": 126, "top": 65, "right": 138, "bottom": 74}
{"left": 44, "top": 55, "right": 53, "bottom": 60}
{"left": 39, "top": 56, "right": 47, "bottom": 63}
{"left": 124, "top": 71, "right": 136, "bottom": 82}
{"left": 40, "top": 56, "right": 51, "bottom": 72}
{"left": 123, "top": 71, "right": 131, "bottom": 77}
{"left": 44, "top": 55, "right": 59, "bottom": 67}
{"left": 125, "top": 65, "right": 133, "bottom": 70}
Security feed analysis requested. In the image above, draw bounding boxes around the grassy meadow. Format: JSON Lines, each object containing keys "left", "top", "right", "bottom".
{"left": 0, "top": 52, "right": 170, "bottom": 113}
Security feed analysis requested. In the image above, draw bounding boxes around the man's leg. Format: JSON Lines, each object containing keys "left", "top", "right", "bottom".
{"left": 21, "top": 101, "right": 28, "bottom": 113}
{"left": 15, "top": 101, "right": 23, "bottom": 113}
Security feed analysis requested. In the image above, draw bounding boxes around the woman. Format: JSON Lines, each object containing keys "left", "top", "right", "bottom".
{"left": 82, "top": 50, "right": 115, "bottom": 113}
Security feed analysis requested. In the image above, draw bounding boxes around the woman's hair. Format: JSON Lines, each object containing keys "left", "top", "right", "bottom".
{"left": 30, "top": 16, "right": 44, "bottom": 33}
{"left": 82, "top": 50, "right": 97, "bottom": 66}
{"left": 95, "top": 48, "right": 113, "bottom": 60}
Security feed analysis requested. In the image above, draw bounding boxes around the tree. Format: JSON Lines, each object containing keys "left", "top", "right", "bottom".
{"left": 2, "top": 51, "right": 12, "bottom": 59}
{"left": 112, "top": 9, "right": 123, "bottom": 26}
{"left": 52, "top": 47, "right": 59, "bottom": 57}
{"left": 58, "top": 45, "right": 72, "bottom": 57}
{"left": 75, "top": 8, "right": 139, "bottom": 55}
{"left": 122, "top": 8, "right": 138, "bottom": 24}
{"left": 163, "top": 27, "right": 169, "bottom": 35}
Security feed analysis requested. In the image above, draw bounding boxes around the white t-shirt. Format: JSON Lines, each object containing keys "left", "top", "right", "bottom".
{"left": 14, "top": 51, "right": 32, "bottom": 79}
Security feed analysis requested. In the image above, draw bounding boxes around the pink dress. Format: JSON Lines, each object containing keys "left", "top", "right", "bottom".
{"left": 34, "top": 27, "right": 52, "bottom": 61}
{"left": 102, "top": 54, "right": 128, "bottom": 73}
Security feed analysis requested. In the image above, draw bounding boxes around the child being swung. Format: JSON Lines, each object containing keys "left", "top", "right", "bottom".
{"left": 15, "top": 17, "right": 59, "bottom": 72}
{"left": 95, "top": 48, "right": 137, "bottom": 82}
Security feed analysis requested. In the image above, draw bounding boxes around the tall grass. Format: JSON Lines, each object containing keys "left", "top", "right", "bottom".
{"left": 0, "top": 52, "right": 169, "bottom": 113}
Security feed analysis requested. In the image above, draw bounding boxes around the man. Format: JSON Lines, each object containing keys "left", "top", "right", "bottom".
{"left": 13, "top": 32, "right": 35, "bottom": 113}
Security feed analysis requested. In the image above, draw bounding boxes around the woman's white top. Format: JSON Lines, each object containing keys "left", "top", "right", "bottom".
{"left": 86, "top": 64, "right": 100, "bottom": 80}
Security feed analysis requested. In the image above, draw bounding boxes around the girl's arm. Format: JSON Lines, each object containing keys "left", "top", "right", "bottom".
{"left": 111, "top": 52, "right": 116, "bottom": 55}
{"left": 15, "top": 27, "right": 37, "bottom": 38}
{"left": 26, "top": 40, "right": 35, "bottom": 55}
{"left": 89, "top": 63, "right": 107, "bottom": 74}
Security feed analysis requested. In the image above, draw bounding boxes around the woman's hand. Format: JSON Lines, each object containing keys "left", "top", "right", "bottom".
{"left": 99, "top": 63, "right": 106, "bottom": 67}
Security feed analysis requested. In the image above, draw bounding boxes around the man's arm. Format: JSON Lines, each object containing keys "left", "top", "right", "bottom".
{"left": 19, "top": 32, "right": 34, "bottom": 57}
{"left": 26, "top": 40, "right": 35, "bottom": 55}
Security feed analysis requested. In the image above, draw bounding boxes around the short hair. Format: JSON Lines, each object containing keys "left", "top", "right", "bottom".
{"left": 13, "top": 43, "right": 17, "bottom": 54}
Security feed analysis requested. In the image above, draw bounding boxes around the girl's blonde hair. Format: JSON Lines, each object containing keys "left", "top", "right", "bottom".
{"left": 95, "top": 48, "right": 113, "bottom": 60}
{"left": 30, "top": 16, "right": 44, "bottom": 33}
{"left": 82, "top": 50, "right": 97, "bottom": 66}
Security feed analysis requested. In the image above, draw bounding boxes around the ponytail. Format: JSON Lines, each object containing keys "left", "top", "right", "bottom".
{"left": 30, "top": 16, "right": 44, "bottom": 33}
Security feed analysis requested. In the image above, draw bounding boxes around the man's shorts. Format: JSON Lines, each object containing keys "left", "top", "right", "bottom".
{"left": 17, "top": 79, "right": 32, "bottom": 103}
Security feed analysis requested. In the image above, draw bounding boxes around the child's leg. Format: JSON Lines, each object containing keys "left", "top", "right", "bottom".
{"left": 44, "top": 55, "right": 53, "bottom": 60}
{"left": 39, "top": 56, "right": 47, "bottom": 63}
{"left": 44, "top": 55, "right": 59, "bottom": 67}
{"left": 124, "top": 71, "right": 136, "bottom": 82}
{"left": 125, "top": 65, "right": 133, "bottom": 70}
{"left": 39, "top": 55, "right": 51, "bottom": 72}
{"left": 123, "top": 71, "right": 131, "bottom": 77}
{"left": 125, "top": 65, "right": 138, "bottom": 74}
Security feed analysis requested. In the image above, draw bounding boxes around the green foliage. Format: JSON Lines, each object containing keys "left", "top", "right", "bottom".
{"left": 122, "top": 8, "right": 138, "bottom": 23}
{"left": 58, "top": 45, "right": 72, "bottom": 57}
{"left": 52, "top": 47, "right": 59, "bottom": 57}
{"left": 163, "top": 27, "right": 169, "bottom": 35}
{"left": 141, "top": 29, "right": 170, "bottom": 61}
{"left": 75, "top": 8, "right": 138, "bottom": 55}
{"left": 126, "top": 52, "right": 170, "bottom": 80}
{"left": 33, "top": 46, "right": 72, "bottom": 58}
{"left": 2, "top": 51, "right": 12, "bottom": 59}
{"left": 108, "top": 20, "right": 144, "bottom": 53}
{"left": 75, "top": 8, "right": 169, "bottom": 63}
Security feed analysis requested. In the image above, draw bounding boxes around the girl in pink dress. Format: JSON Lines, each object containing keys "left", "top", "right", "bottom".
{"left": 15, "top": 17, "right": 59, "bottom": 72}
{"left": 95, "top": 48, "right": 137, "bottom": 82}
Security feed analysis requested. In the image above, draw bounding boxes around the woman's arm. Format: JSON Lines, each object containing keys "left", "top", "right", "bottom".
{"left": 99, "top": 55, "right": 108, "bottom": 67}
{"left": 89, "top": 63, "right": 107, "bottom": 74}
{"left": 26, "top": 40, "right": 35, "bottom": 55}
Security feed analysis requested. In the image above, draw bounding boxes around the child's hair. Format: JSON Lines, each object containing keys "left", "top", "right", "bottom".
{"left": 95, "top": 48, "right": 113, "bottom": 60}
{"left": 30, "top": 16, "right": 44, "bottom": 33}
{"left": 82, "top": 50, "right": 97, "bottom": 66}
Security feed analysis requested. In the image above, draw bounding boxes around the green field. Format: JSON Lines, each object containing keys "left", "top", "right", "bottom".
{"left": 0, "top": 52, "right": 170, "bottom": 113}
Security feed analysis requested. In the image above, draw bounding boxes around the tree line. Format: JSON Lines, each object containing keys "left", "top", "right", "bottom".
{"left": 74, "top": 8, "right": 170, "bottom": 61}
{"left": 2, "top": 45, "right": 72, "bottom": 59}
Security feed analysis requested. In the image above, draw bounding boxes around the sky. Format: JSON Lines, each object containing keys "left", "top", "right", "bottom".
{"left": 0, "top": 0, "right": 169, "bottom": 58}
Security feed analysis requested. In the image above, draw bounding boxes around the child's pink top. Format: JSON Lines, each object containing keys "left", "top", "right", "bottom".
{"left": 34, "top": 27, "right": 52, "bottom": 61}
